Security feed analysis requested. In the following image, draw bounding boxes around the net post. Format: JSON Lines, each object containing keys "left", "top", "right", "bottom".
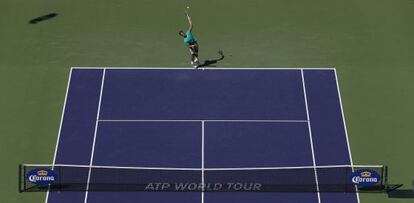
{"left": 383, "top": 165, "right": 389, "bottom": 192}
{"left": 18, "top": 164, "right": 22, "bottom": 192}
{"left": 23, "top": 164, "right": 27, "bottom": 192}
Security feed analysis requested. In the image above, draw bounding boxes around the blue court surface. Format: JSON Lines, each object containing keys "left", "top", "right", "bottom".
{"left": 46, "top": 68, "right": 358, "bottom": 203}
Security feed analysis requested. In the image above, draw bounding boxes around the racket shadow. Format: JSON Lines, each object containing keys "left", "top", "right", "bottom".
{"left": 29, "top": 13, "right": 58, "bottom": 24}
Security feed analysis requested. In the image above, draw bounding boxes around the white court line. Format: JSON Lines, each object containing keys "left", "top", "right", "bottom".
{"left": 98, "top": 119, "right": 309, "bottom": 123}
{"left": 24, "top": 163, "right": 384, "bottom": 171}
{"left": 301, "top": 69, "right": 321, "bottom": 203}
{"left": 83, "top": 69, "right": 106, "bottom": 203}
{"left": 334, "top": 69, "right": 360, "bottom": 202}
{"left": 71, "top": 67, "right": 335, "bottom": 70}
{"left": 44, "top": 68, "right": 73, "bottom": 203}
{"left": 201, "top": 121, "right": 205, "bottom": 203}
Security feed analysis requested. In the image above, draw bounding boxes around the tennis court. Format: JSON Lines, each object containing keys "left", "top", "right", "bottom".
{"left": 46, "top": 68, "right": 358, "bottom": 203}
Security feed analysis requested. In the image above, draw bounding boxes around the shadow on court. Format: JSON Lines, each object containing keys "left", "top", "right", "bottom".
{"left": 197, "top": 50, "right": 225, "bottom": 68}
{"left": 29, "top": 13, "right": 58, "bottom": 24}
{"left": 388, "top": 189, "right": 414, "bottom": 199}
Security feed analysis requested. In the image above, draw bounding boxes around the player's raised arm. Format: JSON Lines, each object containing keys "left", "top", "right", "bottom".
{"left": 186, "top": 13, "right": 193, "bottom": 31}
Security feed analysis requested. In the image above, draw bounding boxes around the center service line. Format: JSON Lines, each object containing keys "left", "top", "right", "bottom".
{"left": 201, "top": 120, "right": 205, "bottom": 203}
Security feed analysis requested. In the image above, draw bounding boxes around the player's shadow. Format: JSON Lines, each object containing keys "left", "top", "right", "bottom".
{"left": 29, "top": 13, "right": 58, "bottom": 24}
{"left": 198, "top": 50, "right": 225, "bottom": 68}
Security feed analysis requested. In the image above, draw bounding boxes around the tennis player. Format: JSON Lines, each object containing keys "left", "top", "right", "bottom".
{"left": 179, "top": 12, "right": 200, "bottom": 68}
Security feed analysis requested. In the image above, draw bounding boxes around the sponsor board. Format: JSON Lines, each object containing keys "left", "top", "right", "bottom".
{"left": 351, "top": 169, "right": 380, "bottom": 187}
{"left": 26, "top": 168, "right": 57, "bottom": 185}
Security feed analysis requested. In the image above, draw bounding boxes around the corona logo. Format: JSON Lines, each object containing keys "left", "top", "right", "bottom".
{"left": 26, "top": 168, "right": 57, "bottom": 185}
{"left": 351, "top": 169, "right": 380, "bottom": 187}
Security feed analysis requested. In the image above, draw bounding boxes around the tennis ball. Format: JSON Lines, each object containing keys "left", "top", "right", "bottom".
{"left": 187, "top": 6, "right": 190, "bottom": 9}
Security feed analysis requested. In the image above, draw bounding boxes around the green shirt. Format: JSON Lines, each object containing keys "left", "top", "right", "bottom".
{"left": 184, "top": 30, "right": 196, "bottom": 45}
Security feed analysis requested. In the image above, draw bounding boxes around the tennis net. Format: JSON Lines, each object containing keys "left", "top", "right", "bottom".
{"left": 19, "top": 164, "right": 388, "bottom": 192}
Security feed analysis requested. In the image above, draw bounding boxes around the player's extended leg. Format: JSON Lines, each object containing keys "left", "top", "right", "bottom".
{"left": 192, "top": 54, "right": 199, "bottom": 64}
{"left": 188, "top": 44, "right": 199, "bottom": 68}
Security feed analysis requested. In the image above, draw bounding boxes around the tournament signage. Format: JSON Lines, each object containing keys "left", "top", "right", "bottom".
{"left": 26, "top": 168, "right": 57, "bottom": 185}
{"left": 351, "top": 169, "right": 380, "bottom": 187}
